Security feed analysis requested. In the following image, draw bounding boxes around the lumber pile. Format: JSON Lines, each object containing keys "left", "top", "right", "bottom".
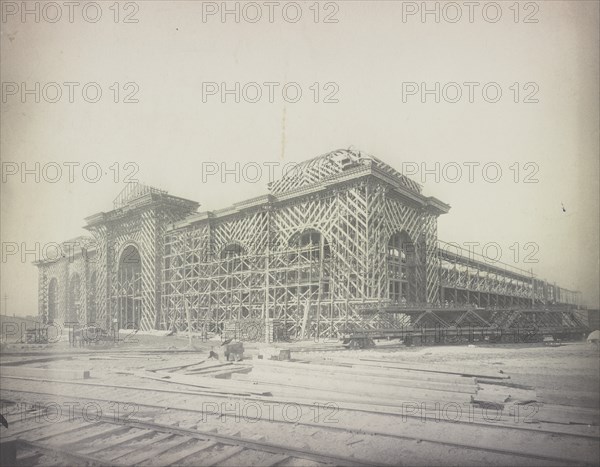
{"left": 135, "top": 354, "right": 597, "bottom": 427}
{"left": 239, "top": 358, "right": 478, "bottom": 407}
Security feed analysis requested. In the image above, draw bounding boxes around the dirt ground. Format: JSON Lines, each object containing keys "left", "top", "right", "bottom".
{"left": 300, "top": 342, "right": 600, "bottom": 395}
{"left": 3, "top": 334, "right": 598, "bottom": 395}
{"left": 2, "top": 336, "right": 599, "bottom": 466}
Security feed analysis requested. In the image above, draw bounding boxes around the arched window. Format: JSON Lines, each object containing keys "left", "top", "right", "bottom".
{"left": 47, "top": 278, "right": 58, "bottom": 323}
{"left": 116, "top": 245, "right": 142, "bottom": 329}
{"left": 68, "top": 273, "right": 81, "bottom": 323}
{"left": 287, "top": 229, "right": 331, "bottom": 297}
{"left": 293, "top": 229, "right": 331, "bottom": 261}
{"left": 387, "top": 232, "right": 415, "bottom": 304}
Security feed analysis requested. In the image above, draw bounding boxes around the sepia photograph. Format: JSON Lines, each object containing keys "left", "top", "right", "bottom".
{"left": 1, "top": 1, "right": 599, "bottom": 466}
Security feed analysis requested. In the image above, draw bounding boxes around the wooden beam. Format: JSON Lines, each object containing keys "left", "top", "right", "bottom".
{"left": 160, "top": 440, "right": 219, "bottom": 465}
{"left": 1, "top": 366, "right": 90, "bottom": 380}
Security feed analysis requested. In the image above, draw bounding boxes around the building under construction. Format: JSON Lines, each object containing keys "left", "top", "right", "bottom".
{"left": 35, "top": 149, "right": 586, "bottom": 342}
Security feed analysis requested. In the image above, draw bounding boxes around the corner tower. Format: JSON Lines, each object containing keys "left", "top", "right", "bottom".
{"left": 84, "top": 184, "right": 198, "bottom": 330}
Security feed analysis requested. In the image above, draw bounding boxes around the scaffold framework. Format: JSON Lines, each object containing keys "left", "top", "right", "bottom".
{"left": 35, "top": 150, "right": 587, "bottom": 341}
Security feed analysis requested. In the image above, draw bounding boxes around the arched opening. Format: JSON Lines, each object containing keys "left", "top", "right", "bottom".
{"left": 67, "top": 273, "right": 81, "bottom": 323}
{"left": 47, "top": 278, "right": 58, "bottom": 323}
{"left": 387, "top": 231, "right": 416, "bottom": 304}
{"left": 88, "top": 270, "right": 97, "bottom": 324}
{"left": 116, "top": 245, "right": 142, "bottom": 329}
{"left": 292, "top": 229, "right": 331, "bottom": 261}
{"left": 284, "top": 229, "right": 331, "bottom": 337}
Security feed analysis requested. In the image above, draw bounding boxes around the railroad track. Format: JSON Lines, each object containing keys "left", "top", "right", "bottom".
{"left": 2, "top": 373, "right": 598, "bottom": 439}
{"left": 2, "top": 409, "right": 374, "bottom": 467}
{"left": 2, "top": 381, "right": 598, "bottom": 466}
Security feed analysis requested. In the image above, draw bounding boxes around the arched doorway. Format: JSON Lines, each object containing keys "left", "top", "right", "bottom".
{"left": 67, "top": 273, "right": 81, "bottom": 323}
{"left": 47, "top": 278, "right": 58, "bottom": 323}
{"left": 387, "top": 231, "right": 416, "bottom": 304}
{"left": 116, "top": 245, "right": 142, "bottom": 329}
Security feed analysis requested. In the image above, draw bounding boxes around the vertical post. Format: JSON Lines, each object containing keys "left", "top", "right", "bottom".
{"left": 530, "top": 270, "right": 535, "bottom": 308}
{"left": 477, "top": 269, "right": 481, "bottom": 308}
{"left": 84, "top": 255, "right": 89, "bottom": 325}
{"left": 265, "top": 214, "right": 270, "bottom": 343}
{"left": 345, "top": 297, "right": 349, "bottom": 329}
{"left": 185, "top": 297, "right": 192, "bottom": 348}
{"left": 319, "top": 232, "right": 324, "bottom": 341}
{"left": 465, "top": 265, "right": 470, "bottom": 306}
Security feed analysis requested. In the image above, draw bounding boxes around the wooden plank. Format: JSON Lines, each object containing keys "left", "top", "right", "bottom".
{"left": 14, "top": 439, "right": 110, "bottom": 466}
{"left": 207, "top": 446, "right": 245, "bottom": 466}
{"left": 106, "top": 432, "right": 174, "bottom": 462}
{"left": 232, "top": 373, "right": 473, "bottom": 405}
{"left": 264, "top": 454, "right": 290, "bottom": 467}
{"left": 147, "top": 360, "right": 232, "bottom": 373}
{"left": 1, "top": 366, "right": 90, "bottom": 380}
{"left": 81, "top": 429, "right": 152, "bottom": 455}
{"left": 124, "top": 436, "right": 192, "bottom": 465}
{"left": 355, "top": 357, "right": 509, "bottom": 378}
{"left": 251, "top": 359, "right": 475, "bottom": 385}
{"left": 17, "top": 367, "right": 464, "bottom": 423}
{"left": 476, "top": 383, "right": 538, "bottom": 405}
{"left": 253, "top": 357, "right": 468, "bottom": 379}
{"left": 347, "top": 358, "right": 510, "bottom": 379}
{"left": 228, "top": 375, "right": 473, "bottom": 410}
{"left": 247, "top": 365, "right": 477, "bottom": 394}
{"left": 55, "top": 426, "right": 130, "bottom": 447}
{"left": 3, "top": 419, "right": 76, "bottom": 440}
{"left": 5, "top": 409, "right": 47, "bottom": 424}
{"left": 475, "top": 378, "right": 533, "bottom": 389}
{"left": 537, "top": 389, "right": 600, "bottom": 409}
{"left": 535, "top": 404, "right": 600, "bottom": 426}
{"left": 159, "top": 440, "right": 219, "bottom": 465}
{"left": 184, "top": 363, "right": 249, "bottom": 374}
{"left": 2, "top": 373, "right": 274, "bottom": 406}
{"left": 0, "top": 356, "right": 74, "bottom": 367}
{"left": 188, "top": 366, "right": 251, "bottom": 378}
{"left": 137, "top": 372, "right": 273, "bottom": 397}
{"left": 34, "top": 422, "right": 104, "bottom": 442}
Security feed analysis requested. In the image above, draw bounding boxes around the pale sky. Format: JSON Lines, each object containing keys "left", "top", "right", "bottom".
{"left": 1, "top": 0, "right": 599, "bottom": 316}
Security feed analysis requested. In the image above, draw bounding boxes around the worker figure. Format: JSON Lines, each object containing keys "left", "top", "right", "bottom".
{"left": 208, "top": 347, "right": 219, "bottom": 360}
{"left": 223, "top": 341, "right": 244, "bottom": 361}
